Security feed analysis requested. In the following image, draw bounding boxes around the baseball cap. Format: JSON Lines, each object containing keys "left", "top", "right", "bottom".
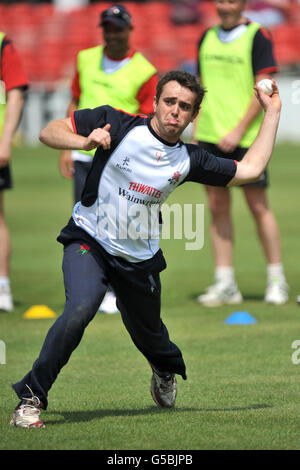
{"left": 100, "top": 4, "right": 132, "bottom": 28}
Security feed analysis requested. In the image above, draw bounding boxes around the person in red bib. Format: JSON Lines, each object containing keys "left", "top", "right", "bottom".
{"left": 0, "top": 33, "right": 28, "bottom": 312}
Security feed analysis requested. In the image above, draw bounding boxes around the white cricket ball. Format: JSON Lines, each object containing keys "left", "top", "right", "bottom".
{"left": 257, "top": 79, "right": 274, "bottom": 96}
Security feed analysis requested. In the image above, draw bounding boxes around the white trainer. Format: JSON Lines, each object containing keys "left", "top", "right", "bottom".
{"left": 99, "top": 291, "right": 119, "bottom": 314}
{"left": 150, "top": 370, "right": 177, "bottom": 408}
{"left": 197, "top": 281, "right": 243, "bottom": 307}
{"left": 10, "top": 385, "right": 45, "bottom": 428}
{"left": 0, "top": 285, "right": 13, "bottom": 312}
{"left": 264, "top": 279, "right": 288, "bottom": 305}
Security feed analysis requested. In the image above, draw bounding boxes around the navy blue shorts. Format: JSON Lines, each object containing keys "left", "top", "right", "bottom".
{"left": 197, "top": 141, "right": 268, "bottom": 188}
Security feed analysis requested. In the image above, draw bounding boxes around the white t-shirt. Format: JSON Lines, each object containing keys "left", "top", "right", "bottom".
{"left": 59, "top": 106, "right": 237, "bottom": 262}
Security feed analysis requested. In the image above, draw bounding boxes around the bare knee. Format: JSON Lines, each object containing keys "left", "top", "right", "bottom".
{"left": 249, "top": 201, "right": 269, "bottom": 219}
{"left": 206, "top": 187, "right": 231, "bottom": 217}
{"left": 244, "top": 188, "right": 270, "bottom": 220}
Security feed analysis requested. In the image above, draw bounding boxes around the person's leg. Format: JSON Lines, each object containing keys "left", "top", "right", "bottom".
{"left": 108, "top": 260, "right": 186, "bottom": 380}
{"left": 243, "top": 186, "right": 288, "bottom": 304}
{"left": 109, "top": 260, "right": 184, "bottom": 408}
{"left": 243, "top": 186, "right": 281, "bottom": 263}
{"left": 12, "top": 242, "right": 108, "bottom": 409}
{"left": 0, "top": 190, "right": 13, "bottom": 311}
{"left": 206, "top": 185, "right": 233, "bottom": 267}
{"left": 0, "top": 192, "right": 10, "bottom": 276}
{"left": 197, "top": 185, "right": 242, "bottom": 306}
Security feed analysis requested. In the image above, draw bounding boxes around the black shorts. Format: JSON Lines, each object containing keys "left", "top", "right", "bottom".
{"left": 197, "top": 141, "right": 268, "bottom": 188}
{"left": 0, "top": 165, "right": 13, "bottom": 191}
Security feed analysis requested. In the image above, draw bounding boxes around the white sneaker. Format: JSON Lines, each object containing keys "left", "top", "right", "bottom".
{"left": 150, "top": 370, "right": 177, "bottom": 408}
{"left": 0, "top": 285, "right": 13, "bottom": 312}
{"left": 10, "top": 385, "right": 45, "bottom": 428}
{"left": 264, "top": 279, "right": 288, "bottom": 305}
{"left": 197, "top": 281, "right": 243, "bottom": 307}
{"left": 99, "top": 291, "right": 119, "bottom": 314}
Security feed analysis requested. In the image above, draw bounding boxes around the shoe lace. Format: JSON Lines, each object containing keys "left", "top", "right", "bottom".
{"left": 156, "top": 374, "right": 174, "bottom": 392}
{"left": 20, "top": 384, "right": 41, "bottom": 409}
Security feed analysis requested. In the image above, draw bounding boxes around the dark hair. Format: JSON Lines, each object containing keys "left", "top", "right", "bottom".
{"left": 156, "top": 70, "right": 205, "bottom": 115}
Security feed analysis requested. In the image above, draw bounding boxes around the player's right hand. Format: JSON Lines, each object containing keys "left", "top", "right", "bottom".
{"left": 83, "top": 124, "right": 111, "bottom": 151}
{"left": 59, "top": 149, "right": 74, "bottom": 179}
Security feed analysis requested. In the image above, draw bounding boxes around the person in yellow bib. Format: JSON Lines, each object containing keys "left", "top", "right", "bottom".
{"left": 194, "top": 0, "right": 288, "bottom": 306}
{"left": 0, "top": 33, "right": 28, "bottom": 312}
{"left": 59, "top": 4, "right": 158, "bottom": 314}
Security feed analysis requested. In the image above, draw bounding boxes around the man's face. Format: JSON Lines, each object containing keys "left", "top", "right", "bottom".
{"left": 152, "top": 81, "right": 198, "bottom": 143}
{"left": 214, "top": 0, "right": 245, "bottom": 29}
{"left": 102, "top": 22, "right": 131, "bottom": 54}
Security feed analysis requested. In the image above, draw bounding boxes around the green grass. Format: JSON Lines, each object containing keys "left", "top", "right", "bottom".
{"left": 0, "top": 143, "right": 300, "bottom": 450}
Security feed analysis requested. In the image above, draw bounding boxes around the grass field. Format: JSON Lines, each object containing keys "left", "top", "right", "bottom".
{"left": 0, "top": 142, "right": 300, "bottom": 450}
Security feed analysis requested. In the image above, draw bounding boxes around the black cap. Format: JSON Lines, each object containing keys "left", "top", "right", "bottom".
{"left": 100, "top": 4, "right": 132, "bottom": 28}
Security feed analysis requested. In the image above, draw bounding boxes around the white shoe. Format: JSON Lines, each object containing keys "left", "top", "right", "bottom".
{"left": 0, "top": 285, "right": 13, "bottom": 312}
{"left": 264, "top": 280, "right": 288, "bottom": 305}
{"left": 197, "top": 281, "right": 243, "bottom": 307}
{"left": 10, "top": 385, "right": 45, "bottom": 428}
{"left": 99, "top": 291, "right": 119, "bottom": 314}
{"left": 150, "top": 370, "right": 177, "bottom": 408}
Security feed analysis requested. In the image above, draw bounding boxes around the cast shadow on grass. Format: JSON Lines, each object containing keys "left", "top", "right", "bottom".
{"left": 190, "top": 292, "right": 264, "bottom": 303}
{"left": 46, "top": 403, "right": 272, "bottom": 425}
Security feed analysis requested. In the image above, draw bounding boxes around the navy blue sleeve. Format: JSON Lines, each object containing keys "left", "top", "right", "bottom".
{"left": 73, "top": 105, "right": 114, "bottom": 137}
{"left": 72, "top": 105, "right": 146, "bottom": 145}
{"left": 252, "top": 28, "right": 278, "bottom": 76}
{"left": 184, "top": 144, "right": 237, "bottom": 187}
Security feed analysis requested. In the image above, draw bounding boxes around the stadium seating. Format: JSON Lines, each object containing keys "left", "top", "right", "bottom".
{"left": 0, "top": 1, "right": 299, "bottom": 85}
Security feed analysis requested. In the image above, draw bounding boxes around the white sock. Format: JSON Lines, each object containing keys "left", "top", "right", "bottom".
{"left": 267, "top": 263, "right": 286, "bottom": 283}
{"left": 215, "top": 266, "right": 235, "bottom": 285}
{"left": 0, "top": 277, "right": 10, "bottom": 288}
